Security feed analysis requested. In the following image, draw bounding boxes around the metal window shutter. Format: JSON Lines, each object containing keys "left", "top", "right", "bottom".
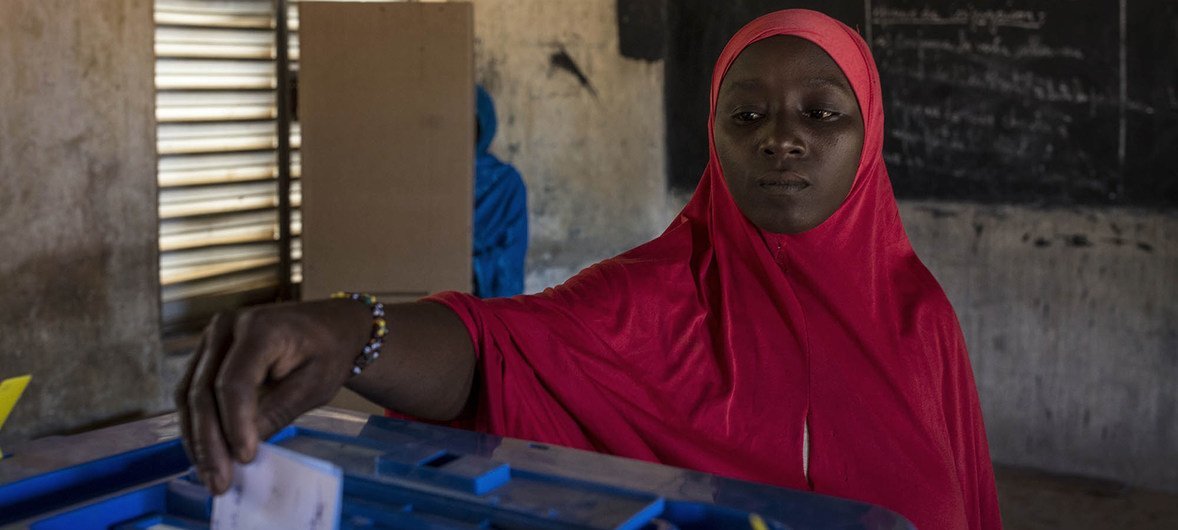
{"left": 156, "top": 0, "right": 300, "bottom": 338}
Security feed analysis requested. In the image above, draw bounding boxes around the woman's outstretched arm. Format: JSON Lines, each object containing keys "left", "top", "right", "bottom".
{"left": 173, "top": 299, "right": 475, "bottom": 494}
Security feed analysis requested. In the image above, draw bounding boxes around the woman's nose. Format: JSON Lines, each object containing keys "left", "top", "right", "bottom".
{"left": 760, "top": 120, "right": 806, "bottom": 159}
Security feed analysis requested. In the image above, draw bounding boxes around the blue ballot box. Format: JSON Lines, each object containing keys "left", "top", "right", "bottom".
{"left": 0, "top": 409, "right": 915, "bottom": 529}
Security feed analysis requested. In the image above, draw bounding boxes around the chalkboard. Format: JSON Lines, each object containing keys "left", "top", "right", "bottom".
{"left": 874, "top": 0, "right": 1121, "bottom": 204}
{"left": 1125, "top": 0, "right": 1178, "bottom": 206}
{"left": 661, "top": 0, "right": 1178, "bottom": 207}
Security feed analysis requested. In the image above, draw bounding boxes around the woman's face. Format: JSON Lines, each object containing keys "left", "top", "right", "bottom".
{"left": 714, "top": 36, "right": 864, "bottom": 234}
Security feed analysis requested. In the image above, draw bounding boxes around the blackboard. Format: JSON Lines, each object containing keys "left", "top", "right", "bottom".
{"left": 874, "top": 0, "right": 1121, "bottom": 204}
{"left": 661, "top": 0, "right": 1178, "bottom": 207}
{"left": 1125, "top": 0, "right": 1178, "bottom": 205}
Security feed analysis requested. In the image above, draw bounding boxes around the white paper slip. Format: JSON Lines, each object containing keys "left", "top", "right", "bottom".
{"left": 211, "top": 443, "right": 343, "bottom": 530}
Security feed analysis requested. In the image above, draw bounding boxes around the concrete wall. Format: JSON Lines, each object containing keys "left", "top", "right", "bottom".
{"left": 0, "top": 0, "right": 162, "bottom": 442}
{"left": 469, "top": 0, "right": 669, "bottom": 290}
{"left": 903, "top": 203, "right": 1177, "bottom": 492}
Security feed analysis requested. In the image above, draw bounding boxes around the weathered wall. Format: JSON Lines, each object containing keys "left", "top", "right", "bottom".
{"left": 903, "top": 203, "right": 1177, "bottom": 492}
{"left": 469, "top": 0, "right": 669, "bottom": 291}
{"left": 0, "top": 0, "right": 162, "bottom": 442}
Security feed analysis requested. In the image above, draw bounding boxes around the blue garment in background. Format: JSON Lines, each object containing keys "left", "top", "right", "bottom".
{"left": 473, "top": 86, "right": 528, "bottom": 298}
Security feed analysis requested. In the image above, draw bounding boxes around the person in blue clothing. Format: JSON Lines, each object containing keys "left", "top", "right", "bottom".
{"left": 472, "top": 85, "right": 528, "bottom": 298}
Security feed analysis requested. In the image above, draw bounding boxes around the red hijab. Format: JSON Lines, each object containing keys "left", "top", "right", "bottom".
{"left": 429, "top": 9, "right": 1001, "bottom": 529}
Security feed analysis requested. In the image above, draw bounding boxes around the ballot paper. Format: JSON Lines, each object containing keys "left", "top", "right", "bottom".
{"left": 211, "top": 443, "right": 342, "bottom": 530}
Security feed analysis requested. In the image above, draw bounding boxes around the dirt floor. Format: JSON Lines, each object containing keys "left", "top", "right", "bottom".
{"left": 996, "top": 465, "right": 1178, "bottom": 530}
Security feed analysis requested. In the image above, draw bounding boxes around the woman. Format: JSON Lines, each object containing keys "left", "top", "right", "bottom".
{"left": 176, "top": 9, "right": 1001, "bottom": 529}
{"left": 473, "top": 85, "right": 528, "bottom": 298}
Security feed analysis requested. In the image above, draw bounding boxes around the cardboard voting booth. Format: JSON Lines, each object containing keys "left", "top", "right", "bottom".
{"left": 297, "top": 1, "right": 475, "bottom": 416}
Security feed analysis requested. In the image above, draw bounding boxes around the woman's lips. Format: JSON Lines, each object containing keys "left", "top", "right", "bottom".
{"left": 757, "top": 171, "right": 810, "bottom": 193}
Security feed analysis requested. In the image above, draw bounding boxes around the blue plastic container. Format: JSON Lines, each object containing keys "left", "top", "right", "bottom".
{"left": 0, "top": 411, "right": 915, "bottom": 529}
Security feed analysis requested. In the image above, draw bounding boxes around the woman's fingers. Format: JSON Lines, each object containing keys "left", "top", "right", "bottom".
{"left": 175, "top": 300, "right": 364, "bottom": 495}
{"left": 213, "top": 309, "right": 276, "bottom": 465}
{"left": 173, "top": 330, "right": 208, "bottom": 468}
{"left": 213, "top": 305, "right": 349, "bottom": 464}
{"left": 183, "top": 312, "right": 237, "bottom": 494}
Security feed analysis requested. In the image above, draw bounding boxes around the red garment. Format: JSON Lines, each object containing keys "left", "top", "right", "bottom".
{"left": 428, "top": 9, "right": 1001, "bottom": 530}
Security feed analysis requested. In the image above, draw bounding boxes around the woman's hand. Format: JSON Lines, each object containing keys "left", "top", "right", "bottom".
{"left": 173, "top": 298, "right": 476, "bottom": 495}
{"left": 173, "top": 299, "right": 371, "bottom": 494}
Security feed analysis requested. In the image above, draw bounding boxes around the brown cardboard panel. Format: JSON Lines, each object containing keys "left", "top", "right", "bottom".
{"left": 299, "top": 2, "right": 474, "bottom": 301}
{"left": 328, "top": 387, "right": 386, "bottom": 416}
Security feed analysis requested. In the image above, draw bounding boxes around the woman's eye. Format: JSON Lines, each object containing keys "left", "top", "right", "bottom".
{"left": 733, "top": 111, "right": 763, "bottom": 123}
{"left": 804, "top": 109, "right": 839, "bottom": 121}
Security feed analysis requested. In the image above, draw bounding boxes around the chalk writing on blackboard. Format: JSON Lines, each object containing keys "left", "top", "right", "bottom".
{"left": 872, "top": 1, "right": 1119, "bottom": 203}
{"left": 872, "top": 7, "right": 1047, "bottom": 31}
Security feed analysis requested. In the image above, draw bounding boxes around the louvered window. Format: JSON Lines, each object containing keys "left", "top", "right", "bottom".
{"left": 155, "top": 0, "right": 301, "bottom": 341}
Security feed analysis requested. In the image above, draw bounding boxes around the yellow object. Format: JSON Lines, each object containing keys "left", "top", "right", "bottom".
{"left": 749, "top": 513, "right": 769, "bottom": 530}
{"left": 0, "top": 374, "right": 32, "bottom": 460}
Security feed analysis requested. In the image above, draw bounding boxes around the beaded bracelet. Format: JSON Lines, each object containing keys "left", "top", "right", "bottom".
{"left": 331, "top": 291, "right": 388, "bottom": 376}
